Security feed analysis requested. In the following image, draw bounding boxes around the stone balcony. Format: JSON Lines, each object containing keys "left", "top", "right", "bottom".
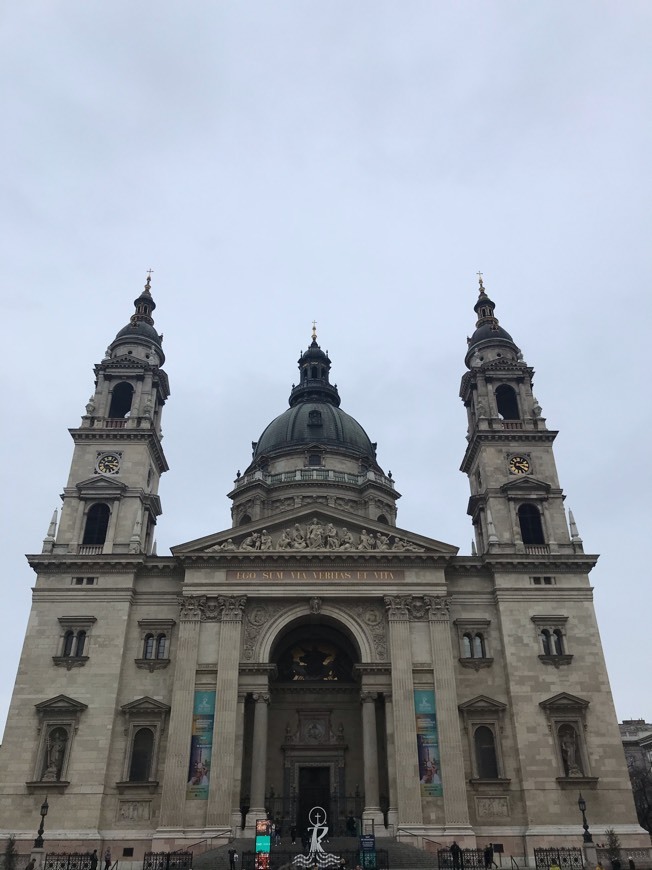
{"left": 232, "top": 467, "right": 395, "bottom": 491}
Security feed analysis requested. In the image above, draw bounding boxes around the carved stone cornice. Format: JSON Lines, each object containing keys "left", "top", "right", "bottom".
{"left": 218, "top": 595, "right": 247, "bottom": 621}
{"left": 425, "top": 595, "right": 451, "bottom": 622}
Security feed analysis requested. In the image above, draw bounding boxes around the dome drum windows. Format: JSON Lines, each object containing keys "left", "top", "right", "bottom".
{"left": 53, "top": 616, "right": 96, "bottom": 670}
{"left": 135, "top": 619, "right": 175, "bottom": 671}
{"left": 455, "top": 619, "right": 493, "bottom": 671}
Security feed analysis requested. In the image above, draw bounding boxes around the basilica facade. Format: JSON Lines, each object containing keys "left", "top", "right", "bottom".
{"left": 0, "top": 277, "right": 645, "bottom": 860}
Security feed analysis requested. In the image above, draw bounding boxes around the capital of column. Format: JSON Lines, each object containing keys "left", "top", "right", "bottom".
{"left": 360, "top": 691, "right": 378, "bottom": 704}
{"left": 251, "top": 692, "right": 270, "bottom": 705}
{"left": 178, "top": 595, "right": 203, "bottom": 621}
{"left": 384, "top": 595, "right": 412, "bottom": 621}
{"left": 218, "top": 595, "right": 247, "bottom": 621}
{"left": 425, "top": 595, "right": 451, "bottom": 622}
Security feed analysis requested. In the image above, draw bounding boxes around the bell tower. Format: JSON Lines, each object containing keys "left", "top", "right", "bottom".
{"left": 48, "top": 275, "right": 170, "bottom": 557}
{"left": 459, "top": 276, "right": 582, "bottom": 556}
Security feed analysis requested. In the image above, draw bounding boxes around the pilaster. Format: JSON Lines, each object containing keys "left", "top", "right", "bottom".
{"left": 245, "top": 692, "right": 270, "bottom": 830}
{"left": 207, "top": 595, "right": 247, "bottom": 827}
{"left": 384, "top": 692, "right": 398, "bottom": 832}
{"left": 425, "top": 595, "right": 471, "bottom": 828}
{"left": 361, "top": 691, "right": 383, "bottom": 827}
{"left": 159, "top": 595, "right": 202, "bottom": 827}
{"left": 384, "top": 596, "right": 422, "bottom": 826}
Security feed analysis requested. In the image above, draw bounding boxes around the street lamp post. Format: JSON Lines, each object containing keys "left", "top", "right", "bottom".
{"left": 34, "top": 797, "right": 49, "bottom": 849}
{"left": 577, "top": 792, "right": 593, "bottom": 844}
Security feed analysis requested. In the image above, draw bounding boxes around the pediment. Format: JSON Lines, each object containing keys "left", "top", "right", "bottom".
{"left": 35, "top": 695, "right": 88, "bottom": 715}
{"left": 500, "top": 476, "right": 551, "bottom": 496}
{"left": 121, "top": 696, "right": 170, "bottom": 715}
{"left": 76, "top": 475, "right": 128, "bottom": 496}
{"left": 458, "top": 695, "right": 507, "bottom": 713}
{"left": 172, "top": 505, "right": 457, "bottom": 558}
{"left": 539, "top": 692, "right": 589, "bottom": 711}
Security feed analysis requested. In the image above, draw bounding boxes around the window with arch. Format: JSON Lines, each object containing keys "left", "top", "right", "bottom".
{"left": 474, "top": 725, "right": 499, "bottom": 779}
{"left": 518, "top": 503, "right": 545, "bottom": 545}
{"left": 495, "top": 384, "right": 520, "bottom": 420}
{"left": 377, "top": 514, "right": 389, "bottom": 524}
{"left": 128, "top": 727, "right": 155, "bottom": 781}
{"left": 82, "top": 503, "right": 110, "bottom": 546}
{"left": 136, "top": 619, "right": 175, "bottom": 671}
{"left": 239, "top": 513, "right": 252, "bottom": 525}
{"left": 108, "top": 382, "right": 134, "bottom": 418}
{"left": 458, "top": 696, "right": 508, "bottom": 784}
{"left": 142, "top": 633, "right": 168, "bottom": 660}
{"left": 455, "top": 619, "right": 493, "bottom": 669}
{"left": 54, "top": 616, "right": 96, "bottom": 668}
{"left": 118, "top": 697, "right": 170, "bottom": 789}
{"left": 531, "top": 615, "right": 572, "bottom": 665}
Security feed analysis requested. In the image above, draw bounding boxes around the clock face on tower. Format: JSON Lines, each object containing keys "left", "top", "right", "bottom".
{"left": 96, "top": 453, "right": 121, "bottom": 474}
{"left": 508, "top": 455, "right": 530, "bottom": 475}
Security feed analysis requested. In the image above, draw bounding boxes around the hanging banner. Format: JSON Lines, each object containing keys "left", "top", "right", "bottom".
{"left": 414, "top": 690, "right": 443, "bottom": 797}
{"left": 186, "top": 690, "right": 216, "bottom": 800}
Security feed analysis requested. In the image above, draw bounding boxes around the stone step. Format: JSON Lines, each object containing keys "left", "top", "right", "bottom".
{"left": 192, "top": 837, "right": 435, "bottom": 870}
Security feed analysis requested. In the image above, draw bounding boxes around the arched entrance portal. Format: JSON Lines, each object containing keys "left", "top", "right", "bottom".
{"left": 241, "top": 617, "right": 389, "bottom": 837}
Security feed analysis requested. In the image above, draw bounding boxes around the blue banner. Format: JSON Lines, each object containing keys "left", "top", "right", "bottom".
{"left": 414, "top": 690, "right": 443, "bottom": 797}
{"left": 186, "top": 690, "right": 216, "bottom": 800}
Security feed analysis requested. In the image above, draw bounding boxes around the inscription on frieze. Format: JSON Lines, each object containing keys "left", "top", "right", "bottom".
{"left": 227, "top": 568, "right": 404, "bottom": 582}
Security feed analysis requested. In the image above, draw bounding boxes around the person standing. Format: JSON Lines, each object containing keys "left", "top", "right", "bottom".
{"left": 483, "top": 844, "right": 494, "bottom": 870}
{"left": 90, "top": 851, "right": 99, "bottom": 870}
{"left": 450, "top": 842, "right": 463, "bottom": 870}
{"left": 104, "top": 848, "right": 112, "bottom": 870}
{"left": 290, "top": 825, "right": 297, "bottom": 845}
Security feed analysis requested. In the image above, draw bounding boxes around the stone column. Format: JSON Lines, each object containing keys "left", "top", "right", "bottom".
{"left": 384, "top": 693, "right": 398, "bottom": 833}
{"left": 207, "top": 595, "right": 247, "bottom": 827}
{"left": 159, "top": 596, "right": 203, "bottom": 828}
{"left": 361, "top": 691, "right": 382, "bottom": 819}
{"left": 384, "top": 596, "right": 422, "bottom": 826}
{"left": 425, "top": 595, "right": 471, "bottom": 828}
{"left": 230, "top": 692, "right": 247, "bottom": 831}
{"left": 245, "top": 692, "right": 270, "bottom": 828}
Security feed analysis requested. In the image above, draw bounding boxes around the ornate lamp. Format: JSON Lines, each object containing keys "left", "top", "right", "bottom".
{"left": 34, "top": 796, "right": 49, "bottom": 848}
{"left": 577, "top": 792, "right": 593, "bottom": 843}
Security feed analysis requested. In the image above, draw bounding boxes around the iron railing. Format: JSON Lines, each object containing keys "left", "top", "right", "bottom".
{"left": 142, "top": 852, "right": 193, "bottom": 870}
{"left": 437, "top": 849, "right": 484, "bottom": 870}
{"left": 240, "top": 851, "right": 389, "bottom": 870}
{"left": 533, "top": 849, "right": 583, "bottom": 870}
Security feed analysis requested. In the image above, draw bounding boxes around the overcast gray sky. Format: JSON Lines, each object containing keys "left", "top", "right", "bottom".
{"left": 1, "top": 2, "right": 651, "bottom": 736}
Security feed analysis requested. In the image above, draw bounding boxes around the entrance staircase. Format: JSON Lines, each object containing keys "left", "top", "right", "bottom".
{"left": 192, "top": 836, "right": 436, "bottom": 870}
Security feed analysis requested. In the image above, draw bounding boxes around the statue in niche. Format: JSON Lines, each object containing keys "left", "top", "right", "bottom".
{"left": 559, "top": 724, "right": 583, "bottom": 776}
{"left": 42, "top": 727, "right": 68, "bottom": 781}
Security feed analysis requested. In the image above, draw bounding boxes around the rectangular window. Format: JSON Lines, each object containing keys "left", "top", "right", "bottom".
{"left": 71, "top": 577, "right": 97, "bottom": 586}
{"left": 531, "top": 576, "right": 555, "bottom": 586}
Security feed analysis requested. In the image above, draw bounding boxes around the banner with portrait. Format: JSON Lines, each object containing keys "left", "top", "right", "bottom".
{"left": 414, "top": 689, "right": 443, "bottom": 797}
{"left": 186, "top": 690, "right": 216, "bottom": 800}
